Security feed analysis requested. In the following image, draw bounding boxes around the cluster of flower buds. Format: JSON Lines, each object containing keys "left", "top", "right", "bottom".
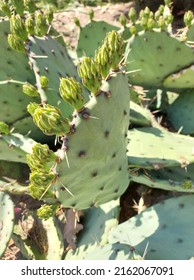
{"left": 29, "top": 170, "right": 56, "bottom": 199}
{"left": 95, "top": 30, "right": 125, "bottom": 78}
{"left": 27, "top": 103, "right": 71, "bottom": 136}
{"left": 27, "top": 143, "right": 57, "bottom": 200}
{"left": 77, "top": 57, "right": 102, "bottom": 95}
{"left": 37, "top": 204, "right": 58, "bottom": 220}
{"left": 0, "top": 121, "right": 10, "bottom": 135}
{"left": 184, "top": 11, "right": 194, "bottom": 28}
{"left": 59, "top": 77, "right": 84, "bottom": 112}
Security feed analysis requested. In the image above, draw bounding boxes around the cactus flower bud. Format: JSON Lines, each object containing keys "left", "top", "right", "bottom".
{"left": 37, "top": 204, "right": 58, "bottom": 220}
{"left": 24, "top": 0, "right": 36, "bottom": 13}
{"left": 119, "top": 14, "right": 127, "bottom": 27}
{"left": 25, "top": 15, "right": 35, "bottom": 36}
{"left": 45, "top": 7, "right": 54, "bottom": 24}
{"left": 74, "top": 17, "right": 81, "bottom": 28}
{"left": 29, "top": 171, "right": 56, "bottom": 199}
{"left": 158, "top": 16, "right": 166, "bottom": 30}
{"left": 59, "top": 77, "right": 84, "bottom": 112}
{"left": 27, "top": 103, "right": 71, "bottom": 136}
{"left": 128, "top": 7, "right": 137, "bottom": 23}
{"left": 88, "top": 9, "right": 94, "bottom": 21}
{"left": 40, "top": 76, "right": 49, "bottom": 89}
{"left": 8, "top": 33, "right": 26, "bottom": 52}
{"left": 23, "top": 82, "right": 39, "bottom": 97}
{"left": 77, "top": 57, "right": 102, "bottom": 94}
{"left": 0, "top": 122, "right": 10, "bottom": 135}
{"left": 35, "top": 11, "right": 48, "bottom": 37}
{"left": 184, "top": 11, "right": 194, "bottom": 27}
{"left": 94, "top": 44, "right": 110, "bottom": 79}
{"left": 130, "top": 25, "right": 137, "bottom": 35}
{"left": 10, "top": 14, "right": 28, "bottom": 41}
{"left": 0, "top": 1, "right": 11, "bottom": 18}
{"left": 27, "top": 143, "right": 57, "bottom": 172}
{"left": 10, "top": 0, "right": 24, "bottom": 15}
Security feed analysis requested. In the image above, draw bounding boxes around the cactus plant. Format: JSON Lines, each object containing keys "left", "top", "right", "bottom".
{"left": 0, "top": 192, "right": 14, "bottom": 258}
{"left": 109, "top": 195, "right": 194, "bottom": 260}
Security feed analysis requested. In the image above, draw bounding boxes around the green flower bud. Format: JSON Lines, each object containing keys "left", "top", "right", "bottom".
{"left": 129, "top": 25, "right": 137, "bottom": 35}
{"left": 140, "top": 17, "right": 148, "bottom": 30}
{"left": 23, "top": 82, "right": 39, "bottom": 97}
{"left": 143, "top": 7, "right": 150, "bottom": 19}
{"left": 8, "top": 33, "right": 26, "bottom": 52}
{"left": 94, "top": 44, "right": 110, "bottom": 79}
{"left": 10, "top": 0, "right": 24, "bottom": 15}
{"left": 128, "top": 7, "right": 137, "bottom": 23}
{"left": 59, "top": 77, "right": 84, "bottom": 112}
{"left": 165, "top": 14, "right": 173, "bottom": 25}
{"left": 119, "top": 14, "right": 127, "bottom": 27}
{"left": 24, "top": 0, "right": 36, "bottom": 13}
{"left": 29, "top": 171, "right": 56, "bottom": 199}
{"left": 147, "top": 18, "right": 156, "bottom": 30}
{"left": 158, "top": 16, "right": 166, "bottom": 30}
{"left": 25, "top": 15, "right": 35, "bottom": 36}
{"left": 184, "top": 11, "right": 194, "bottom": 27}
{"left": 10, "top": 14, "right": 28, "bottom": 41}
{"left": 27, "top": 103, "right": 71, "bottom": 136}
{"left": 105, "top": 30, "right": 125, "bottom": 70}
{"left": 88, "top": 9, "right": 94, "bottom": 21}
{"left": 27, "top": 143, "right": 57, "bottom": 172}
{"left": 37, "top": 204, "right": 58, "bottom": 220}
{"left": 45, "top": 7, "right": 54, "bottom": 24}
{"left": 40, "top": 76, "right": 49, "bottom": 89}
{"left": 35, "top": 11, "right": 48, "bottom": 37}
{"left": 158, "top": 5, "right": 165, "bottom": 15}
{"left": 74, "top": 17, "right": 81, "bottom": 27}
{"left": 0, "top": 121, "right": 10, "bottom": 135}
{"left": 77, "top": 57, "right": 102, "bottom": 94}
{"left": 0, "top": 1, "right": 11, "bottom": 18}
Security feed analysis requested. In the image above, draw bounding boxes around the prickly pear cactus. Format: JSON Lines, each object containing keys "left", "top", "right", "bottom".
{"left": 109, "top": 195, "right": 194, "bottom": 260}
{"left": 0, "top": 192, "right": 14, "bottom": 258}
{"left": 27, "top": 31, "right": 130, "bottom": 210}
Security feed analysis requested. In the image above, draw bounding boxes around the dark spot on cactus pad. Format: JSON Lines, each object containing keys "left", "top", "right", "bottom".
{"left": 7, "top": 47, "right": 11, "bottom": 51}
{"left": 150, "top": 249, "right": 156, "bottom": 253}
{"left": 7, "top": 60, "right": 12, "bottom": 65}
{"left": 51, "top": 49, "right": 56, "bottom": 56}
{"left": 104, "top": 130, "right": 110, "bottom": 138}
{"left": 140, "top": 59, "right": 145, "bottom": 63}
{"left": 178, "top": 203, "right": 184, "bottom": 208}
{"left": 60, "top": 186, "right": 66, "bottom": 191}
{"left": 161, "top": 224, "right": 167, "bottom": 229}
{"left": 176, "top": 47, "right": 181, "bottom": 52}
{"left": 57, "top": 72, "right": 63, "bottom": 77}
{"left": 84, "top": 35, "right": 88, "bottom": 39}
{"left": 157, "top": 46, "right": 162, "bottom": 51}
{"left": 112, "top": 152, "right": 116, "bottom": 158}
{"left": 114, "top": 188, "right": 119, "bottom": 193}
{"left": 176, "top": 238, "right": 183, "bottom": 243}
{"left": 71, "top": 203, "right": 77, "bottom": 208}
{"left": 18, "top": 99, "right": 23, "bottom": 102}
{"left": 92, "top": 171, "right": 98, "bottom": 177}
{"left": 78, "top": 151, "right": 86, "bottom": 158}
{"left": 3, "top": 101, "right": 8, "bottom": 104}
{"left": 40, "top": 46, "right": 46, "bottom": 54}
{"left": 118, "top": 166, "right": 122, "bottom": 171}
{"left": 99, "top": 186, "right": 105, "bottom": 191}
{"left": 123, "top": 110, "right": 127, "bottom": 116}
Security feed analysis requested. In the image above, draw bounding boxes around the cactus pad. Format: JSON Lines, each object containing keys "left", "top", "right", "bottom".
{"left": 109, "top": 195, "right": 194, "bottom": 260}
{"left": 0, "top": 192, "right": 14, "bottom": 258}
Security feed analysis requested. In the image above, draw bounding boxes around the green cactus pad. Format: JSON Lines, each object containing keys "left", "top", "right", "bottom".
{"left": 0, "top": 133, "right": 36, "bottom": 163}
{"left": 54, "top": 72, "right": 129, "bottom": 209}
{"left": 129, "top": 163, "right": 194, "bottom": 193}
{"left": 84, "top": 243, "right": 142, "bottom": 260}
{"left": 13, "top": 214, "right": 64, "bottom": 260}
{"left": 109, "top": 195, "right": 194, "bottom": 260}
{"left": 65, "top": 199, "right": 119, "bottom": 260}
{"left": 127, "top": 127, "right": 194, "bottom": 169}
{"left": 130, "top": 101, "right": 152, "bottom": 127}
{"left": 166, "top": 89, "right": 194, "bottom": 135}
{"left": 27, "top": 35, "right": 88, "bottom": 118}
{"left": 163, "top": 65, "right": 194, "bottom": 89}
{"left": 77, "top": 21, "right": 119, "bottom": 58}
{"left": 0, "top": 192, "right": 14, "bottom": 258}
{"left": 126, "top": 30, "right": 194, "bottom": 88}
